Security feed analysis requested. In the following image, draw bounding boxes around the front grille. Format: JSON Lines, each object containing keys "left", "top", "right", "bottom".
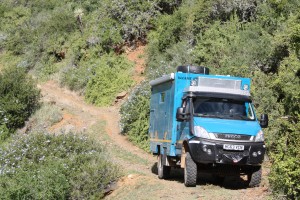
{"left": 214, "top": 133, "right": 252, "bottom": 141}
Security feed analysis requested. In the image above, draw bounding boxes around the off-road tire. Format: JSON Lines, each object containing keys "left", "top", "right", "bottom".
{"left": 184, "top": 152, "right": 197, "bottom": 187}
{"left": 177, "top": 66, "right": 209, "bottom": 75}
{"left": 247, "top": 166, "right": 262, "bottom": 187}
{"left": 157, "top": 154, "right": 170, "bottom": 179}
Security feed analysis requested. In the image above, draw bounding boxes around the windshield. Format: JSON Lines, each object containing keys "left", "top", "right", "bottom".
{"left": 193, "top": 97, "right": 255, "bottom": 121}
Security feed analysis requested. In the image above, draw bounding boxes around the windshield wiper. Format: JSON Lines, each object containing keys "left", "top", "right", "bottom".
{"left": 223, "top": 114, "right": 249, "bottom": 120}
{"left": 195, "top": 113, "right": 223, "bottom": 119}
{"left": 231, "top": 115, "right": 248, "bottom": 120}
{"left": 195, "top": 113, "right": 250, "bottom": 120}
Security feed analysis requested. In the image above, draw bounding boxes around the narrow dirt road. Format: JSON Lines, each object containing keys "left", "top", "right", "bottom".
{"left": 37, "top": 46, "right": 271, "bottom": 200}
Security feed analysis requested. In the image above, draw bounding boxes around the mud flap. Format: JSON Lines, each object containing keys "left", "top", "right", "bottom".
{"left": 181, "top": 146, "right": 186, "bottom": 168}
{"left": 162, "top": 148, "right": 167, "bottom": 166}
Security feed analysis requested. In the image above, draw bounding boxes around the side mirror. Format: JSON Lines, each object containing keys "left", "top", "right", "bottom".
{"left": 176, "top": 107, "right": 187, "bottom": 121}
{"left": 260, "top": 114, "right": 268, "bottom": 128}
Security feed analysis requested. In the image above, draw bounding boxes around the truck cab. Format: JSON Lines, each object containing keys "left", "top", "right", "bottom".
{"left": 149, "top": 66, "right": 268, "bottom": 187}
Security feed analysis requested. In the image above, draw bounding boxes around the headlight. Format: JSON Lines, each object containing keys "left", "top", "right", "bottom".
{"left": 255, "top": 130, "right": 264, "bottom": 142}
{"left": 194, "top": 126, "right": 210, "bottom": 139}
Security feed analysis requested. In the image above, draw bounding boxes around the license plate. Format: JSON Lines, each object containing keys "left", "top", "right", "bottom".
{"left": 223, "top": 144, "right": 244, "bottom": 151}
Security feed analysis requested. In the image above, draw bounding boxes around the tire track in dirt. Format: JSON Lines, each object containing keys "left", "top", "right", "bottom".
{"left": 38, "top": 80, "right": 155, "bottom": 166}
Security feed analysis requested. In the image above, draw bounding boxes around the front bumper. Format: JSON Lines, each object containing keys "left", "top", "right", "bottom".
{"left": 188, "top": 138, "right": 265, "bottom": 165}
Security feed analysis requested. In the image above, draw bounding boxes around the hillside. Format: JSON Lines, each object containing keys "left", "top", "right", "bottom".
{"left": 0, "top": 0, "right": 300, "bottom": 199}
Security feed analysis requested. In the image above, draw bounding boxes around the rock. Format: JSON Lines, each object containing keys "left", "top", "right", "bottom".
{"left": 128, "top": 174, "right": 136, "bottom": 179}
{"left": 116, "top": 91, "right": 127, "bottom": 99}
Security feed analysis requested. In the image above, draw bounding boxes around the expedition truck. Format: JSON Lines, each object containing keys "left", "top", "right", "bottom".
{"left": 149, "top": 66, "right": 268, "bottom": 187}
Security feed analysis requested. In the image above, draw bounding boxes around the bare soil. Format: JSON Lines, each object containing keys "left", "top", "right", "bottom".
{"left": 37, "top": 46, "right": 271, "bottom": 200}
{"left": 126, "top": 45, "right": 146, "bottom": 84}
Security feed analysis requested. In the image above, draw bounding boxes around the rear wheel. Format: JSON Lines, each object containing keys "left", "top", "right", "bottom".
{"left": 184, "top": 152, "right": 197, "bottom": 187}
{"left": 247, "top": 166, "right": 262, "bottom": 187}
{"left": 157, "top": 154, "right": 170, "bottom": 179}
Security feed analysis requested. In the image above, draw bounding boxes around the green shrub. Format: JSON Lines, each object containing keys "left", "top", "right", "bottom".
{"left": 120, "top": 82, "right": 150, "bottom": 151}
{"left": 0, "top": 124, "right": 9, "bottom": 142}
{"left": 146, "top": 41, "right": 197, "bottom": 80}
{"left": 60, "top": 63, "right": 92, "bottom": 92}
{"left": 0, "top": 132, "right": 120, "bottom": 199}
{"left": 58, "top": 34, "right": 96, "bottom": 91}
{"left": 85, "top": 54, "right": 134, "bottom": 106}
{"left": 0, "top": 66, "right": 40, "bottom": 132}
{"left": 265, "top": 53, "right": 300, "bottom": 199}
{"left": 103, "top": 0, "right": 159, "bottom": 43}
{"left": 148, "top": 9, "right": 185, "bottom": 52}
{"left": 268, "top": 119, "right": 300, "bottom": 199}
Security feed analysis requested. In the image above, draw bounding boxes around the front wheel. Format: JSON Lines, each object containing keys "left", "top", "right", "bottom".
{"left": 184, "top": 152, "right": 197, "bottom": 187}
{"left": 247, "top": 166, "right": 262, "bottom": 187}
{"left": 157, "top": 154, "right": 170, "bottom": 179}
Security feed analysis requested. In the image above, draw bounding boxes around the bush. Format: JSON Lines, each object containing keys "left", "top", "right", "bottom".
{"left": 85, "top": 54, "right": 134, "bottom": 106}
{"left": 0, "top": 125, "right": 9, "bottom": 142}
{"left": 60, "top": 63, "right": 92, "bottom": 92}
{"left": 268, "top": 121, "right": 300, "bottom": 199}
{"left": 265, "top": 53, "right": 300, "bottom": 199}
{"left": 103, "top": 0, "right": 159, "bottom": 44}
{"left": 120, "top": 82, "right": 150, "bottom": 151}
{"left": 25, "top": 103, "right": 63, "bottom": 134}
{"left": 0, "top": 66, "right": 40, "bottom": 132}
{"left": 0, "top": 132, "right": 120, "bottom": 199}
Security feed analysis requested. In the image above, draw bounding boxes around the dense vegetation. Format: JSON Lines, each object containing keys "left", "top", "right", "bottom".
{"left": 0, "top": 0, "right": 158, "bottom": 104}
{"left": 120, "top": 82, "right": 151, "bottom": 150}
{"left": 0, "top": 132, "right": 119, "bottom": 199}
{"left": 121, "top": 0, "right": 300, "bottom": 198}
{"left": 0, "top": 0, "right": 299, "bottom": 199}
{"left": 0, "top": 67, "right": 40, "bottom": 141}
{"left": 0, "top": 74, "right": 119, "bottom": 199}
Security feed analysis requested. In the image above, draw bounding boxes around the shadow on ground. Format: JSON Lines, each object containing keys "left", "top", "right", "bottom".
{"left": 151, "top": 162, "right": 249, "bottom": 189}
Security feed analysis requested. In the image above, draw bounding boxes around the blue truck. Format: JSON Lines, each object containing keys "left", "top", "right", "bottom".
{"left": 149, "top": 66, "right": 268, "bottom": 187}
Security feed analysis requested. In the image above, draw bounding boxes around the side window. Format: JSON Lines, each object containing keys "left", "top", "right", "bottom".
{"left": 160, "top": 92, "right": 165, "bottom": 103}
{"left": 246, "top": 103, "right": 255, "bottom": 120}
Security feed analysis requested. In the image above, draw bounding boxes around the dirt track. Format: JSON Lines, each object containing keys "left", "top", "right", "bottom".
{"left": 37, "top": 46, "right": 271, "bottom": 200}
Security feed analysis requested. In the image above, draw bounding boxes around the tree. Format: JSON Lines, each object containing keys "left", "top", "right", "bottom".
{"left": 0, "top": 67, "right": 40, "bottom": 135}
